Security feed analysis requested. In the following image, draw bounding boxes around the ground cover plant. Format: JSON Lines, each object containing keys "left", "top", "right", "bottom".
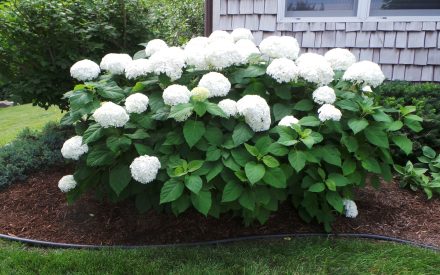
{"left": 59, "top": 28, "right": 422, "bottom": 231}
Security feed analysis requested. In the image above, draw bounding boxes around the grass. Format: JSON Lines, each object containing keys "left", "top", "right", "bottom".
{"left": 0, "top": 238, "right": 439, "bottom": 274}
{"left": 0, "top": 104, "right": 63, "bottom": 146}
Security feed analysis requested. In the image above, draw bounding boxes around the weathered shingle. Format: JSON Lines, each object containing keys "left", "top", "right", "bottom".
{"left": 314, "top": 32, "right": 322, "bottom": 48}
{"left": 345, "top": 32, "right": 357, "bottom": 47}
{"left": 406, "top": 22, "right": 423, "bottom": 31}
{"left": 264, "top": 0, "right": 278, "bottom": 14}
{"left": 373, "top": 49, "right": 380, "bottom": 63}
{"left": 252, "top": 31, "right": 264, "bottom": 44}
{"left": 335, "top": 23, "right": 345, "bottom": 30}
{"left": 227, "top": 0, "right": 240, "bottom": 14}
{"left": 425, "top": 32, "right": 438, "bottom": 48}
{"left": 422, "top": 22, "right": 436, "bottom": 31}
{"left": 414, "top": 49, "right": 429, "bottom": 65}
{"left": 370, "top": 32, "right": 385, "bottom": 48}
{"left": 362, "top": 22, "right": 377, "bottom": 31}
{"left": 302, "top": 31, "right": 315, "bottom": 48}
{"left": 380, "top": 49, "right": 400, "bottom": 64}
{"left": 421, "top": 66, "right": 434, "bottom": 81}
{"left": 292, "top": 23, "right": 309, "bottom": 32}
{"left": 384, "top": 32, "right": 396, "bottom": 48}
{"left": 220, "top": 0, "right": 227, "bottom": 15}
{"left": 350, "top": 48, "right": 361, "bottom": 60}
{"left": 405, "top": 66, "right": 422, "bottom": 81}
{"left": 310, "top": 22, "right": 326, "bottom": 31}
{"left": 259, "top": 15, "right": 276, "bottom": 31}
{"left": 245, "top": 15, "right": 260, "bottom": 30}
{"left": 335, "top": 31, "right": 346, "bottom": 48}
{"left": 407, "top": 32, "right": 425, "bottom": 48}
{"left": 378, "top": 22, "right": 394, "bottom": 31}
{"left": 321, "top": 31, "right": 336, "bottom": 48}
{"left": 427, "top": 49, "right": 440, "bottom": 65}
{"left": 277, "top": 22, "right": 293, "bottom": 32}
{"left": 392, "top": 65, "right": 406, "bottom": 80}
{"left": 240, "top": 0, "right": 254, "bottom": 14}
{"left": 399, "top": 49, "right": 415, "bottom": 65}
{"left": 394, "top": 22, "right": 406, "bottom": 31}
{"left": 292, "top": 32, "right": 303, "bottom": 46}
{"left": 346, "top": 23, "right": 361, "bottom": 32}
{"left": 232, "top": 15, "right": 246, "bottom": 29}
{"left": 254, "top": 0, "right": 265, "bottom": 14}
{"left": 381, "top": 65, "right": 393, "bottom": 79}
{"left": 219, "top": 16, "right": 232, "bottom": 30}
{"left": 355, "top": 32, "right": 371, "bottom": 48}
{"left": 433, "top": 67, "right": 440, "bottom": 81}
{"left": 326, "top": 22, "right": 336, "bottom": 31}
{"left": 359, "top": 49, "right": 373, "bottom": 61}
{"left": 395, "top": 32, "right": 407, "bottom": 48}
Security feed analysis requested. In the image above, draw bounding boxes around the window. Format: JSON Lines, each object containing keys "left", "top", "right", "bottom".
{"left": 279, "top": 0, "right": 440, "bottom": 22}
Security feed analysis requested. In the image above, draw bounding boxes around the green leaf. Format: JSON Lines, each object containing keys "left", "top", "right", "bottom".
{"left": 263, "top": 167, "right": 286, "bottom": 188}
{"left": 193, "top": 101, "right": 207, "bottom": 116}
{"left": 206, "top": 147, "right": 222, "bottom": 161}
{"left": 204, "top": 127, "right": 223, "bottom": 146}
{"left": 125, "top": 129, "right": 149, "bottom": 139}
{"left": 244, "top": 143, "right": 260, "bottom": 157}
{"left": 168, "top": 103, "right": 194, "bottom": 121}
{"left": 321, "top": 146, "right": 341, "bottom": 167}
{"left": 160, "top": 179, "right": 184, "bottom": 203}
{"left": 206, "top": 102, "right": 228, "bottom": 118}
{"left": 262, "top": 155, "right": 280, "bottom": 168}
{"left": 299, "top": 116, "right": 321, "bottom": 127}
{"left": 134, "top": 143, "right": 152, "bottom": 155}
{"left": 341, "top": 136, "right": 359, "bottom": 153}
{"left": 372, "top": 110, "right": 392, "bottom": 122}
{"left": 83, "top": 123, "right": 104, "bottom": 144}
{"left": 288, "top": 150, "right": 306, "bottom": 172}
{"left": 109, "top": 164, "right": 131, "bottom": 196}
{"left": 191, "top": 191, "right": 212, "bottom": 216}
{"left": 309, "top": 182, "right": 325, "bottom": 192}
{"left": 328, "top": 173, "right": 349, "bottom": 187}
{"left": 342, "top": 158, "right": 356, "bottom": 176}
{"left": 206, "top": 162, "right": 223, "bottom": 182}
{"left": 364, "top": 126, "right": 389, "bottom": 148}
{"left": 239, "top": 190, "right": 255, "bottom": 211}
{"left": 400, "top": 105, "right": 417, "bottom": 116}
{"left": 94, "top": 82, "right": 125, "bottom": 101}
{"left": 348, "top": 118, "right": 369, "bottom": 134}
{"left": 188, "top": 160, "right": 204, "bottom": 172}
{"left": 268, "top": 143, "right": 289, "bottom": 156}
{"left": 273, "top": 103, "right": 292, "bottom": 121}
{"left": 232, "top": 123, "right": 254, "bottom": 146}
{"left": 326, "top": 192, "right": 343, "bottom": 213}
{"left": 185, "top": 175, "right": 203, "bottom": 194}
{"left": 362, "top": 157, "right": 382, "bottom": 174}
{"left": 336, "top": 99, "right": 359, "bottom": 112}
{"left": 294, "top": 99, "right": 314, "bottom": 111}
{"left": 422, "top": 146, "right": 436, "bottom": 159}
{"left": 222, "top": 181, "right": 243, "bottom": 202}
{"left": 245, "top": 162, "right": 266, "bottom": 184}
{"left": 391, "top": 135, "right": 413, "bottom": 155}
{"left": 106, "top": 136, "right": 132, "bottom": 152}
{"left": 325, "top": 179, "right": 337, "bottom": 191}
{"left": 86, "top": 146, "right": 115, "bottom": 167}
{"left": 183, "top": 120, "right": 205, "bottom": 147}
{"left": 387, "top": 121, "right": 403, "bottom": 132}
{"left": 404, "top": 117, "right": 423, "bottom": 133}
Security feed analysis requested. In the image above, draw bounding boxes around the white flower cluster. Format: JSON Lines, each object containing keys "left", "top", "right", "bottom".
{"left": 58, "top": 175, "right": 77, "bottom": 193}
{"left": 296, "top": 53, "right": 335, "bottom": 86}
{"left": 231, "top": 28, "right": 254, "bottom": 42}
{"left": 149, "top": 47, "right": 186, "bottom": 81}
{"left": 184, "top": 37, "right": 210, "bottom": 70}
{"left": 324, "top": 48, "right": 356, "bottom": 71}
{"left": 343, "top": 61, "right": 386, "bottom": 87}
{"left": 130, "top": 155, "right": 161, "bottom": 184}
{"left": 237, "top": 95, "right": 271, "bottom": 132}
{"left": 100, "top": 53, "right": 132, "bottom": 75}
{"left": 162, "top": 84, "right": 191, "bottom": 106}
{"left": 278, "top": 115, "right": 299, "bottom": 127}
{"left": 190, "top": 87, "right": 209, "bottom": 101}
{"left": 198, "top": 72, "right": 231, "bottom": 98}
{"left": 266, "top": 58, "right": 299, "bottom": 83}
{"left": 218, "top": 99, "right": 238, "bottom": 118}
{"left": 343, "top": 199, "right": 358, "bottom": 218}
{"left": 209, "top": 30, "right": 234, "bottom": 43}
{"left": 61, "top": 136, "right": 89, "bottom": 160}
{"left": 312, "top": 86, "right": 336, "bottom": 105}
{"left": 124, "top": 59, "right": 152, "bottom": 79}
{"left": 93, "top": 102, "right": 130, "bottom": 128}
{"left": 125, "top": 93, "right": 149, "bottom": 114}
{"left": 70, "top": 59, "right": 101, "bottom": 81}
{"left": 317, "top": 104, "right": 342, "bottom": 122}
{"left": 259, "top": 36, "right": 300, "bottom": 60}
{"left": 205, "top": 40, "right": 242, "bottom": 70}
{"left": 144, "top": 39, "right": 168, "bottom": 57}
{"left": 236, "top": 39, "right": 260, "bottom": 63}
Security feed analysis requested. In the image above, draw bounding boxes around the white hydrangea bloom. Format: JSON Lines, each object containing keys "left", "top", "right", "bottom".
{"left": 342, "top": 61, "right": 386, "bottom": 88}
{"left": 198, "top": 72, "right": 231, "bottom": 98}
{"left": 236, "top": 39, "right": 260, "bottom": 63}
{"left": 185, "top": 36, "right": 210, "bottom": 48}
{"left": 208, "top": 30, "right": 234, "bottom": 43}
{"left": 100, "top": 53, "right": 132, "bottom": 74}
{"left": 343, "top": 199, "right": 358, "bottom": 218}
{"left": 218, "top": 99, "right": 238, "bottom": 118}
{"left": 237, "top": 95, "right": 271, "bottom": 132}
{"left": 130, "top": 155, "right": 161, "bottom": 184}
{"left": 231, "top": 28, "right": 254, "bottom": 42}
{"left": 205, "top": 39, "right": 242, "bottom": 70}
{"left": 317, "top": 104, "right": 342, "bottom": 122}
{"left": 184, "top": 37, "right": 210, "bottom": 70}
{"left": 93, "top": 102, "right": 130, "bottom": 128}
{"left": 162, "top": 84, "right": 191, "bottom": 106}
{"left": 70, "top": 59, "right": 101, "bottom": 81}
{"left": 259, "top": 36, "right": 300, "bottom": 60}
{"left": 149, "top": 47, "right": 186, "bottom": 81}
{"left": 266, "top": 58, "right": 299, "bottom": 83}
{"left": 144, "top": 39, "right": 168, "bottom": 57}
{"left": 312, "top": 86, "right": 337, "bottom": 105}
{"left": 190, "top": 87, "right": 209, "bottom": 101}
{"left": 278, "top": 115, "right": 299, "bottom": 127}
{"left": 61, "top": 136, "right": 88, "bottom": 160}
{"left": 58, "top": 175, "right": 77, "bottom": 193}
{"left": 124, "top": 93, "right": 149, "bottom": 114}
{"left": 124, "top": 59, "right": 152, "bottom": 79}
{"left": 324, "top": 48, "right": 356, "bottom": 71}
{"left": 362, "top": 85, "right": 373, "bottom": 93}
{"left": 296, "top": 53, "right": 335, "bottom": 86}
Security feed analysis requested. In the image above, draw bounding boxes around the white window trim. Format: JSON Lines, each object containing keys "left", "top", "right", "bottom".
{"left": 277, "top": 0, "right": 440, "bottom": 23}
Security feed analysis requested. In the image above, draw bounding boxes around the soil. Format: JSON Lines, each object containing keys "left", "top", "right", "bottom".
{"left": 1, "top": 167, "right": 440, "bottom": 247}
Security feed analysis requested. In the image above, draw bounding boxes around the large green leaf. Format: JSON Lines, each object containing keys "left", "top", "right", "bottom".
{"left": 206, "top": 102, "right": 228, "bottom": 118}
{"left": 83, "top": 123, "right": 104, "bottom": 144}
{"left": 328, "top": 173, "right": 349, "bottom": 186}
{"left": 185, "top": 175, "right": 203, "bottom": 194}
{"left": 342, "top": 158, "right": 356, "bottom": 176}
{"left": 364, "top": 126, "right": 389, "bottom": 148}
{"left": 391, "top": 135, "right": 413, "bottom": 155}
{"left": 309, "top": 182, "right": 325, "bottom": 192}
{"left": 191, "top": 191, "right": 212, "bottom": 216}
{"left": 109, "top": 164, "right": 131, "bottom": 195}
{"left": 232, "top": 123, "right": 254, "bottom": 146}
{"left": 299, "top": 116, "right": 320, "bottom": 127}
{"left": 239, "top": 190, "right": 255, "bottom": 211}
{"left": 183, "top": 120, "right": 205, "bottom": 147}
{"left": 106, "top": 136, "right": 132, "bottom": 152}
{"left": 321, "top": 146, "right": 341, "bottom": 167}
{"left": 94, "top": 81, "right": 125, "bottom": 101}
{"left": 348, "top": 118, "right": 369, "bottom": 134}
{"left": 326, "top": 191, "right": 343, "bottom": 213}
{"left": 262, "top": 155, "right": 280, "bottom": 168}
{"left": 263, "top": 167, "right": 286, "bottom": 188}
{"left": 273, "top": 103, "right": 292, "bottom": 121}
{"left": 245, "top": 162, "right": 266, "bottom": 184}
{"left": 168, "top": 103, "right": 194, "bottom": 121}
{"left": 160, "top": 179, "right": 184, "bottom": 203}
{"left": 288, "top": 150, "right": 306, "bottom": 172}
{"left": 86, "top": 146, "right": 115, "bottom": 167}
{"left": 362, "top": 157, "right": 382, "bottom": 174}
{"left": 294, "top": 99, "right": 314, "bottom": 111}
{"left": 222, "top": 181, "right": 243, "bottom": 202}
{"left": 204, "top": 127, "right": 223, "bottom": 146}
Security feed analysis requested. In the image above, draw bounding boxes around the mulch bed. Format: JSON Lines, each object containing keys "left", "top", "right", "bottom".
{"left": 1, "top": 167, "right": 440, "bottom": 247}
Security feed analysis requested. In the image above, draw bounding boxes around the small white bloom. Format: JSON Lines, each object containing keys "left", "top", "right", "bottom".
{"left": 61, "top": 136, "right": 88, "bottom": 160}
{"left": 124, "top": 59, "right": 152, "bottom": 79}
{"left": 184, "top": 37, "right": 210, "bottom": 70}
{"left": 144, "top": 39, "right": 168, "bottom": 57}
{"left": 130, "top": 155, "right": 161, "bottom": 184}
{"left": 312, "top": 86, "right": 336, "bottom": 105}
{"left": 231, "top": 28, "right": 254, "bottom": 42}
{"left": 198, "top": 72, "right": 231, "bottom": 98}
{"left": 218, "top": 99, "right": 238, "bottom": 118}
{"left": 162, "top": 84, "right": 191, "bottom": 106}
{"left": 296, "top": 53, "right": 335, "bottom": 86}
{"left": 125, "top": 93, "right": 149, "bottom": 114}
{"left": 342, "top": 61, "right": 386, "bottom": 88}
{"left": 278, "top": 115, "right": 299, "bottom": 127}
{"left": 362, "top": 85, "right": 373, "bottom": 93}
{"left": 236, "top": 39, "right": 260, "bottom": 63}
{"left": 259, "top": 36, "right": 300, "bottom": 60}
{"left": 70, "top": 59, "right": 100, "bottom": 81}
{"left": 58, "top": 175, "right": 77, "bottom": 193}
{"left": 209, "top": 30, "right": 234, "bottom": 43}
{"left": 324, "top": 48, "right": 356, "bottom": 71}
{"left": 343, "top": 199, "right": 358, "bottom": 218}
{"left": 317, "top": 104, "right": 342, "bottom": 122}
{"left": 100, "top": 53, "right": 132, "bottom": 75}
{"left": 206, "top": 39, "right": 242, "bottom": 70}
{"left": 149, "top": 47, "right": 186, "bottom": 81}
{"left": 266, "top": 58, "right": 299, "bottom": 83}
{"left": 237, "top": 95, "right": 271, "bottom": 132}
{"left": 190, "top": 87, "right": 209, "bottom": 101}
{"left": 93, "top": 102, "right": 130, "bottom": 128}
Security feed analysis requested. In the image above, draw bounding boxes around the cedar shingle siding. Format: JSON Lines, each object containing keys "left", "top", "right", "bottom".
{"left": 212, "top": 0, "right": 440, "bottom": 82}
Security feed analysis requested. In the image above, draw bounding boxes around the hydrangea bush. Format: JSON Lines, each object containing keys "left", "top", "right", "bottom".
{"left": 60, "top": 28, "right": 422, "bottom": 231}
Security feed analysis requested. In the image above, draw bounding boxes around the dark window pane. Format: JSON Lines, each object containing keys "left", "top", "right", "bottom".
{"left": 285, "top": 0, "right": 358, "bottom": 17}
{"left": 370, "top": 0, "right": 440, "bottom": 16}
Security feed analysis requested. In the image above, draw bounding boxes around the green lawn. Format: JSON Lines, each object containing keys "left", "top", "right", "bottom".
{"left": 0, "top": 104, "right": 63, "bottom": 145}
{"left": 0, "top": 238, "right": 438, "bottom": 274}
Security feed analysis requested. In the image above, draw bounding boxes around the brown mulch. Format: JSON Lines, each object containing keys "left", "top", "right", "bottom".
{"left": 1, "top": 167, "right": 440, "bottom": 247}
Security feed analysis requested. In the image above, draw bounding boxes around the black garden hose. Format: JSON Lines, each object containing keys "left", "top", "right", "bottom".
{"left": 0, "top": 233, "right": 438, "bottom": 251}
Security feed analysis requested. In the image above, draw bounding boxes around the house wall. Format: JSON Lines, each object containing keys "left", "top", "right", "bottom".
{"left": 212, "top": 0, "right": 440, "bottom": 82}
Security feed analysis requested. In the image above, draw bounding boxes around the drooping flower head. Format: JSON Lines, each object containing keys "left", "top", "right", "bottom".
{"left": 343, "top": 199, "right": 358, "bottom": 218}
{"left": 162, "top": 84, "right": 191, "bottom": 106}
{"left": 317, "top": 104, "right": 342, "bottom": 122}
{"left": 130, "top": 155, "right": 161, "bottom": 184}
{"left": 61, "top": 136, "right": 89, "bottom": 160}
{"left": 259, "top": 36, "right": 300, "bottom": 60}
{"left": 324, "top": 48, "right": 356, "bottom": 71}
{"left": 237, "top": 95, "right": 271, "bottom": 132}
{"left": 190, "top": 87, "right": 209, "bottom": 101}
{"left": 100, "top": 53, "right": 132, "bottom": 75}
{"left": 231, "top": 28, "right": 254, "bottom": 42}
{"left": 144, "top": 39, "right": 168, "bottom": 57}
{"left": 266, "top": 58, "right": 299, "bottom": 83}
{"left": 149, "top": 47, "right": 186, "bottom": 81}
{"left": 342, "top": 61, "right": 386, "bottom": 88}
{"left": 198, "top": 72, "right": 231, "bottom": 98}
{"left": 125, "top": 93, "right": 149, "bottom": 114}
{"left": 312, "top": 86, "right": 337, "bottom": 105}
{"left": 124, "top": 59, "right": 152, "bottom": 80}
{"left": 296, "top": 53, "right": 335, "bottom": 86}
{"left": 93, "top": 102, "right": 130, "bottom": 128}
{"left": 218, "top": 99, "right": 238, "bottom": 118}
{"left": 70, "top": 59, "right": 101, "bottom": 81}
{"left": 58, "top": 175, "right": 77, "bottom": 193}
{"left": 278, "top": 115, "right": 299, "bottom": 127}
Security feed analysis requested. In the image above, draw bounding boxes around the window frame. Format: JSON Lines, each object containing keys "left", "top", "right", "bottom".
{"left": 277, "top": 0, "right": 440, "bottom": 22}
